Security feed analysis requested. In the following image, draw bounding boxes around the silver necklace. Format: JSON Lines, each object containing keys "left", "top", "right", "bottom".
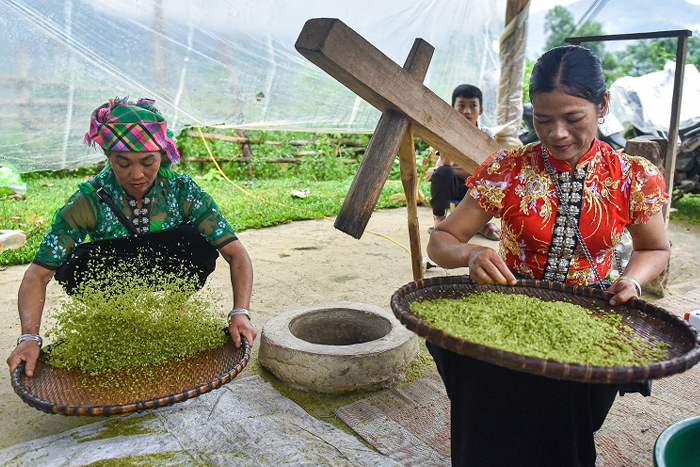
{"left": 541, "top": 144, "right": 606, "bottom": 287}
{"left": 128, "top": 196, "right": 151, "bottom": 234}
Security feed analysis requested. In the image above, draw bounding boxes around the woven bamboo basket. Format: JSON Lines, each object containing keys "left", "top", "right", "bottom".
{"left": 391, "top": 276, "right": 700, "bottom": 384}
{"left": 11, "top": 331, "right": 250, "bottom": 416}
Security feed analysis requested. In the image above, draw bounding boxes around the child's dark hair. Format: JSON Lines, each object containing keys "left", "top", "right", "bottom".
{"left": 451, "top": 84, "right": 483, "bottom": 107}
{"left": 529, "top": 45, "right": 606, "bottom": 106}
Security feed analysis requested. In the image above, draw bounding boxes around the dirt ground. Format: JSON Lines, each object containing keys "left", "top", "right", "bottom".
{"left": 2, "top": 205, "right": 700, "bottom": 449}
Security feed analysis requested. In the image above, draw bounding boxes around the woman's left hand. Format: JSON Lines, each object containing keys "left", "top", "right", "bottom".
{"left": 228, "top": 314, "right": 257, "bottom": 349}
{"left": 605, "top": 279, "right": 639, "bottom": 306}
{"left": 606, "top": 211, "right": 671, "bottom": 306}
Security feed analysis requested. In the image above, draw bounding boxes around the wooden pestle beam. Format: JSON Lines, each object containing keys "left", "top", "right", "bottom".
{"left": 295, "top": 18, "right": 500, "bottom": 175}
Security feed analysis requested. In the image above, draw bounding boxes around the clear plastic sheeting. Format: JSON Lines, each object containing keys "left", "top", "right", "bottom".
{"left": 610, "top": 62, "right": 700, "bottom": 134}
{"left": 494, "top": 0, "right": 529, "bottom": 150}
{"left": 0, "top": 0, "right": 504, "bottom": 173}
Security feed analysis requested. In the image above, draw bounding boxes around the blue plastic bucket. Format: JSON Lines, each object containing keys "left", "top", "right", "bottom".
{"left": 653, "top": 415, "right": 700, "bottom": 467}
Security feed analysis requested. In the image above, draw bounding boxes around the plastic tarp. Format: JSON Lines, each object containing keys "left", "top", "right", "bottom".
{"left": 609, "top": 61, "right": 700, "bottom": 134}
{"left": 0, "top": 375, "right": 404, "bottom": 466}
{"left": 0, "top": 0, "right": 504, "bottom": 173}
{"left": 494, "top": 0, "right": 529, "bottom": 149}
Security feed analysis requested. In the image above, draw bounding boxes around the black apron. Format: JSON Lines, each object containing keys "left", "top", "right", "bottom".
{"left": 54, "top": 225, "right": 219, "bottom": 295}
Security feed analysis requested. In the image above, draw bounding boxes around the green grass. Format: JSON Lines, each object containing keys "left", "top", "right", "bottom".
{"left": 0, "top": 128, "right": 437, "bottom": 266}
{"left": 670, "top": 192, "right": 700, "bottom": 224}
{"left": 0, "top": 169, "right": 426, "bottom": 266}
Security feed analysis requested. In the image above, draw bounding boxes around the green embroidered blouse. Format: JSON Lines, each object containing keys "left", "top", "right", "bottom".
{"left": 33, "top": 166, "right": 237, "bottom": 270}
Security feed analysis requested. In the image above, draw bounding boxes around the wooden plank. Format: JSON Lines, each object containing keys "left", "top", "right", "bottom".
{"left": 295, "top": 18, "right": 500, "bottom": 174}
{"left": 334, "top": 110, "right": 409, "bottom": 238}
{"left": 333, "top": 37, "right": 434, "bottom": 238}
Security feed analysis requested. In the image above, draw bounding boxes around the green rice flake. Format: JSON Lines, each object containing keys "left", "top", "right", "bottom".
{"left": 45, "top": 264, "right": 226, "bottom": 375}
{"left": 411, "top": 292, "right": 671, "bottom": 366}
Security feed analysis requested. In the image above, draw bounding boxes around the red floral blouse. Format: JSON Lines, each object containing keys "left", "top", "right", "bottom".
{"left": 466, "top": 140, "right": 669, "bottom": 286}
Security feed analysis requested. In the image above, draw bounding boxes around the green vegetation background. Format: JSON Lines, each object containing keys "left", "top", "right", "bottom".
{"left": 0, "top": 130, "right": 430, "bottom": 266}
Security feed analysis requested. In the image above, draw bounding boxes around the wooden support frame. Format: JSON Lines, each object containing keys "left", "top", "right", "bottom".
{"left": 296, "top": 19, "right": 499, "bottom": 176}
{"left": 332, "top": 38, "right": 434, "bottom": 242}
{"left": 295, "top": 18, "right": 502, "bottom": 280}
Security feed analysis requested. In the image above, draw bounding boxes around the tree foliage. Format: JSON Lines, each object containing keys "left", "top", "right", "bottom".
{"left": 608, "top": 37, "right": 700, "bottom": 81}
{"left": 543, "top": 6, "right": 605, "bottom": 59}
{"left": 522, "top": 58, "right": 535, "bottom": 103}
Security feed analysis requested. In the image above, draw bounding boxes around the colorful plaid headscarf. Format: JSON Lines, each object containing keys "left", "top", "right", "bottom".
{"left": 84, "top": 97, "right": 180, "bottom": 166}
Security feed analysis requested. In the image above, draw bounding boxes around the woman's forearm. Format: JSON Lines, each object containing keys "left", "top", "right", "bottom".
{"left": 220, "top": 240, "right": 253, "bottom": 310}
{"left": 17, "top": 264, "right": 54, "bottom": 335}
{"left": 620, "top": 248, "right": 671, "bottom": 286}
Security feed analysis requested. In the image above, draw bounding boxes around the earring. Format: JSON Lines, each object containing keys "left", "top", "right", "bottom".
{"left": 597, "top": 116, "right": 605, "bottom": 124}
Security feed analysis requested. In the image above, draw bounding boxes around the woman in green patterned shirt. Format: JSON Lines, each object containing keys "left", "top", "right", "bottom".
{"left": 7, "top": 97, "right": 256, "bottom": 378}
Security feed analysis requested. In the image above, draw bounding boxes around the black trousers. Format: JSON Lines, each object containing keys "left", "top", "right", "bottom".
{"left": 427, "top": 342, "right": 619, "bottom": 467}
{"left": 54, "top": 225, "right": 219, "bottom": 295}
{"left": 431, "top": 165, "right": 468, "bottom": 217}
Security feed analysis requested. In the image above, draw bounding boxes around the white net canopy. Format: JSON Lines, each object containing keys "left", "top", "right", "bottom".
{"left": 0, "top": 0, "right": 504, "bottom": 173}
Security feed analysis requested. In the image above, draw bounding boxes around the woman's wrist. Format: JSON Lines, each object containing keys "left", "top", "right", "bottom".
{"left": 617, "top": 275, "right": 642, "bottom": 298}
{"left": 17, "top": 333, "right": 43, "bottom": 347}
{"left": 227, "top": 308, "right": 251, "bottom": 324}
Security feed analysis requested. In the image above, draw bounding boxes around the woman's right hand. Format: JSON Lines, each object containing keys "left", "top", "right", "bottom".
{"left": 10, "top": 263, "right": 54, "bottom": 377}
{"left": 466, "top": 246, "right": 517, "bottom": 286}
{"left": 427, "top": 196, "right": 515, "bottom": 287}
{"left": 7, "top": 340, "right": 41, "bottom": 377}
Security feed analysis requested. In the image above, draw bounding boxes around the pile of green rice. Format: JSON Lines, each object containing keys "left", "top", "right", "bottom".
{"left": 45, "top": 266, "right": 226, "bottom": 374}
{"left": 411, "top": 292, "right": 670, "bottom": 366}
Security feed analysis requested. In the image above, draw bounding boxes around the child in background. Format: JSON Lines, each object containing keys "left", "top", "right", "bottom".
{"left": 426, "top": 84, "right": 500, "bottom": 240}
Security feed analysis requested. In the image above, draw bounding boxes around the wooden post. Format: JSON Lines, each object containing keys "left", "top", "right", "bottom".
{"left": 506, "top": 0, "right": 529, "bottom": 22}
{"left": 237, "top": 129, "right": 254, "bottom": 177}
{"left": 399, "top": 129, "right": 423, "bottom": 280}
{"left": 662, "top": 34, "right": 689, "bottom": 224}
{"left": 496, "top": 0, "right": 530, "bottom": 149}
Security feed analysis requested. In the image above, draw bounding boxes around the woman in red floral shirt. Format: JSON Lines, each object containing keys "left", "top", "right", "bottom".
{"left": 426, "top": 45, "right": 671, "bottom": 467}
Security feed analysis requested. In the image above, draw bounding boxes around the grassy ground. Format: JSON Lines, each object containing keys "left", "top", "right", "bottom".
{"left": 0, "top": 127, "right": 431, "bottom": 266}
{"left": 0, "top": 170, "right": 429, "bottom": 267}
{"left": 3, "top": 168, "right": 698, "bottom": 267}
{"left": 670, "top": 193, "right": 700, "bottom": 224}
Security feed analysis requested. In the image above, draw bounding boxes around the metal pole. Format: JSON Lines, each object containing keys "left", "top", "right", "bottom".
{"left": 663, "top": 35, "right": 689, "bottom": 224}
